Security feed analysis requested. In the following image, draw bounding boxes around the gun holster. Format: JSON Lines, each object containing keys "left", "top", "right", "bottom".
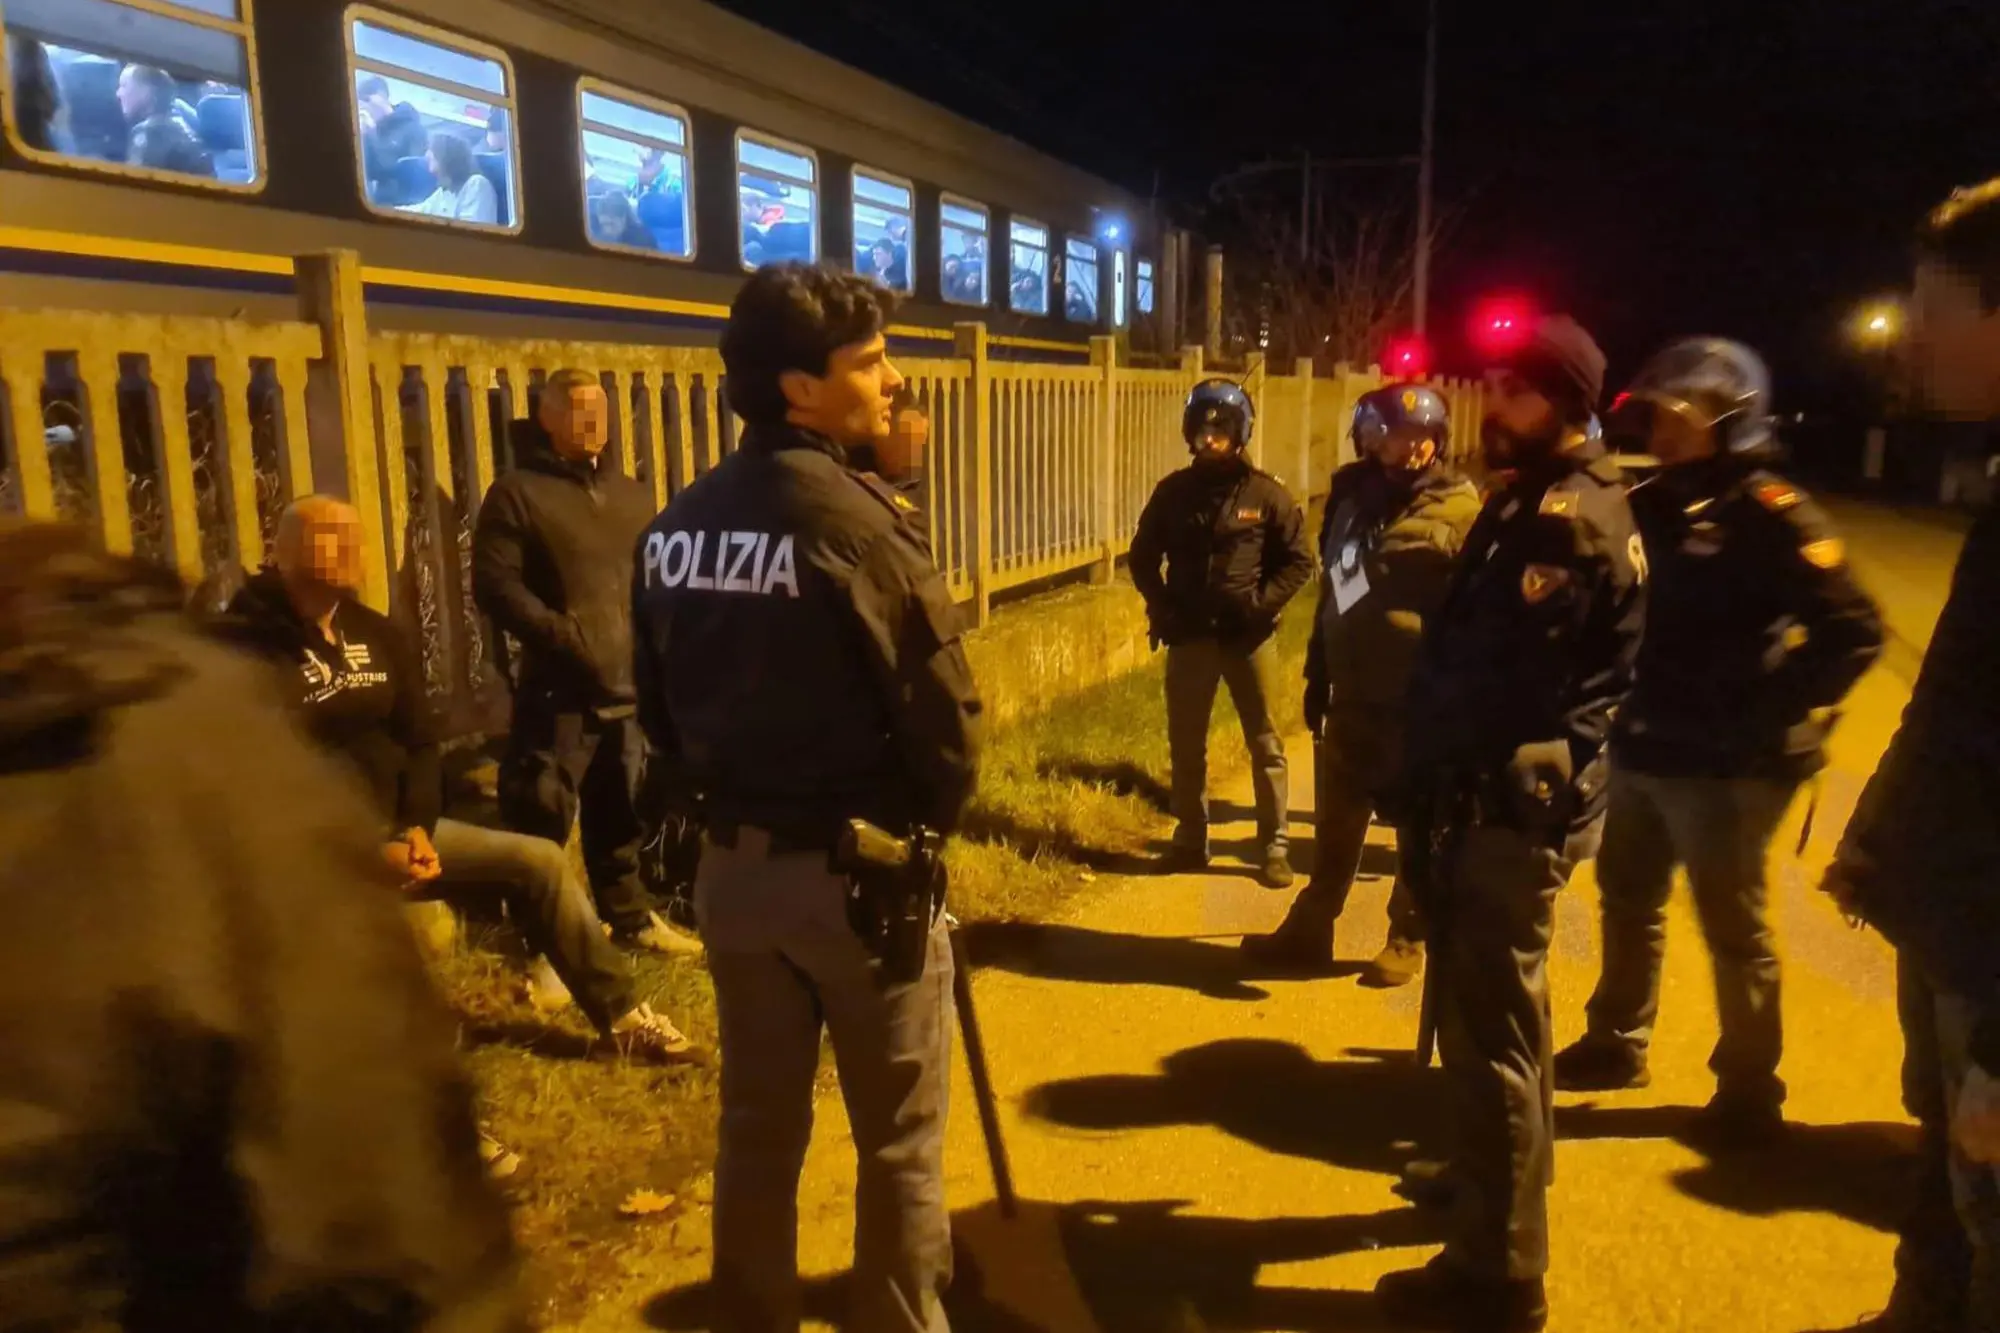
{"left": 833, "top": 819, "right": 947, "bottom": 986}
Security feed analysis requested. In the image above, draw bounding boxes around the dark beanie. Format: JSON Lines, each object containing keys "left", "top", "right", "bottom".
{"left": 1500, "top": 315, "right": 1607, "bottom": 419}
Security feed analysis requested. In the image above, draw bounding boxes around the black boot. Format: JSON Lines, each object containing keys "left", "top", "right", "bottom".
{"left": 1376, "top": 1254, "right": 1547, "bottom": 1332}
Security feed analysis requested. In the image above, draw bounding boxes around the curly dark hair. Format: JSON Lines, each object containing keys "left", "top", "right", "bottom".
{"left": 720, "top": 263, "right": 897, "bottom": 426}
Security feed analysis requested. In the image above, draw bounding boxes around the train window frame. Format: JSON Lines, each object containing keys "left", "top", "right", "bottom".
{"left": 1136, "top": 258, "right": 1156, "bottom": 315}
{"left": 939, "top": 193, "right": 990, "bottom": 309}
{"left": 733, "top": 127, "right": 819, "bottom": 272}
{"left": 850, "top": 164, "right": 915, "bottom": 295}
{"left": 343, "top": 4, "right": 523, "bottom": 237}
{"left": 1065, "top": 234, "right": 1101, "bottom": 327}
{"left": 1008, "top": 216, "right": 1050, "bottom": 317}
{"left": 576, "top": 77, "right": 696, "bottom": 264}
{"left": 0, "top": 0, "right": 270, "bottom": 195}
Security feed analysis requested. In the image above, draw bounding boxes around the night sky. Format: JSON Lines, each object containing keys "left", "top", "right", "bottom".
{"left": 713, "top": 0, "right": 2000, "bottom": 406}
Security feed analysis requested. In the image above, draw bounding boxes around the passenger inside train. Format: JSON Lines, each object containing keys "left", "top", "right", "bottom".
{"left": 8, "top": 33, "right": 250, "bottom": 183}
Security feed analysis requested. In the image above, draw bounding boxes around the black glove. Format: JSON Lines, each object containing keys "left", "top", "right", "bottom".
{"left": 1302, "top": 681, "right": 1327, "bottom": 736}
{"left": 1502, "top": 740, "right": 1575, "bottom": 834}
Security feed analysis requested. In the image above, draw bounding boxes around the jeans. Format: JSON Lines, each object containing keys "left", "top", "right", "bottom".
{"left": 1889, "top": 952, "right": 1973, "bottom": 1331}
{"left": 696, "top": 827, "right": 953, "bottom": 1333}
{"left": 1584, "top": 767, "right": 1794, "bottom": 1108}
{"left": 425, "top": 817, "right": 635, "bottom": 1031}
{"left": 498, "top": 694, "right": 653, "bottom": 935}
{"left": 1165, "top": 638, "right": 1288, "bottom": 852}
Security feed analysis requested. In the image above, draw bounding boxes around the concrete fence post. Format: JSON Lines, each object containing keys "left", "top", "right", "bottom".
{"left": 1180, "top": 344, "right": 1204, "bottom": 388}
{"left": 1091, "top": 335, "right": 1118, "bottom": 582}
{"left": 956, "top": 321, "right": 993, "bottom": 627}
{"left": 296, "top": 250, "right": 390, "bottom": 612}
{"left": 1294, "top": 356, "right": 1315, "bottom": 498}
{"left": 1243, "top": 352, "right": 1269, "bottom": 469}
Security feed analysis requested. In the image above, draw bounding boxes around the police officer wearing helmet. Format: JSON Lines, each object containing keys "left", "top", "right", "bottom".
{"left": 1377, "top": 315, "right": 1645, "bottom": 1332}
{"left": 1130, "top": 378, "right": 1316, "bottom": 887}
{"left": 631, "top": 262, "right": 982, "bottom": 1332}
{"left": 1241, "top": 383, "right": 1478, "bottom": 981}
{"left": 1555, "top": 339, "right": 1882, "bottom": 1143}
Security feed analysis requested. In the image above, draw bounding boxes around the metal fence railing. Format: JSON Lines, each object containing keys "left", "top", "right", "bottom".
{"left": 0, "top": 249, "right": 1485, "bottom": 733}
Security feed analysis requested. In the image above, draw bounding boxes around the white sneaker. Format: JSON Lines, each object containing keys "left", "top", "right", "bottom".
{"left": 616, "top": 910, "right": 704, "bottom": 957}
{"left": 478, "top": 1130, "right": 521, "bottom": 1180}
{"left": 524, "top": 955, "right": 572, "bottom": 1014}
{"left": 608, "top": 1002, "right": 703, "bottom": 1065}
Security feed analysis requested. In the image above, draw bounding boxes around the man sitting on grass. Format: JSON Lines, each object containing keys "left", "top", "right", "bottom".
{"left": 214, "top": 496, "right": 697, "bottom": 1067}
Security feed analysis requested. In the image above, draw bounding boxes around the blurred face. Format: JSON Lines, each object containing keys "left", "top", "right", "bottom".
{"left": 596, "top": 202, "right": 629, "bottom": 239}
{"left": 116, "top": 68, "right": 151, "bottom": 121}
{"left": 782, "top": 333, "right": 905, "bottom": 447}
{"left": 1480, "top": 368, "right": 1561, "bottom": 470}
{"left": 878, "top": 406, "right": 930, "bottom": 479}
{"left": 541, "top": 384, "right": 610, "bottom": 461}
{"left": 275, "top": 498, "right": 366, "bottom": 613}
{"left": 1193, "top": 423, "right": 1238, "bottom": 465}
{"left": 871, "top": 246, "right": 894, "bottom": 276}
{"left": 364, "top": 90, "right": 391, "bottom": 120}
{"left": 1610, "top": 396, "right": 1717, "bottom": 468}
{"left": 1379, "top": 431, "right": 1439, "bottom": 474}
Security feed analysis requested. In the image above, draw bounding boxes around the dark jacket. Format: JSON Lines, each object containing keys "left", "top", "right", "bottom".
{"left": 1834, "top": 505, "right": 2000, "bottom": 1062}
{"left": 633, "top": 422, "right": 983, "bottom": 840}
{"left": 214, "top": 567, "right": 442, "bottom": 836}
{"left": 1129, "top": 457, "right": 1315, "bottom": 648}
{"left": 1307, "top": 459, "right": 1481, "bottom": 715}
{"left": 1615, "top": 459, "right": 1883, "bottom": 780}
{"left": 127, "top": 110, "right": 212, "bottom": 176}
{"left": 0, "top": 526, "right": 521, "bottom": 1332}
{"left": 472, "top": 421, "right": 657, "bottom": 712}
{"left": 1405, "top": 439, "right": 1647, "bottom": 830}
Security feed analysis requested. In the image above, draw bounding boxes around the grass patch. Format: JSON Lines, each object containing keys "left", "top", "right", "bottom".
{"left": 428, "top": 597, "right": 1314, "bottom": 1326}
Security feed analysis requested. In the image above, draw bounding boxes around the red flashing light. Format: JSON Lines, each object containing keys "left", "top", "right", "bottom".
{"left": 1384, "top": 333, "right": 1430, "bottom": 379}
{"left": 1471, "top": 295, "right": 1537, "bottom": 357}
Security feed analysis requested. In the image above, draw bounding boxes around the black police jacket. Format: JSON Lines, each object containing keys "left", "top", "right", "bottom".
{"left": 1614, "top": 460, "right": 1883, "bottom": 781}
{"left": 1834, "top": 505, "right": 2000, "bottom": 1064}
{"left": 631, "top": 422, "right": 983, "bottom": 841}
{"left": 1306, "top": 460, "right": 1482, "bottom": 713}
{"left": 214, "top": 568, "right": 445, "bottom": 838}
{"left": 0, "top": 527, "right": 522, "bottom": 1332}
{"left": 1405, "top": 438, "right": 1646, "bottom": 829}
{"left": 472, "top": 421, "right": 657, "bottom": 711}
{"left": 1129, "top": 456, "right": 1315, "bottom": 648}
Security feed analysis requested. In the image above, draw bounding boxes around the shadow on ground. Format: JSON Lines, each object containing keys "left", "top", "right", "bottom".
{"left": 1556, "top": 1103, "right": 1918, "bottom": 1233}
{"left": 959, "top": 923, "right": 1371, "bottom": 1001}
{"left": 958, "top": 805, "right": 1156, "bottom": 875}
{"left": 1038, "top": 758, "right": 1174, "bottom": 814}
{"left": 1024, "top": 1039, "right": 1446, "bottom": 1179}
{"left": 644, "top": 1195, "right": 1432, "bottom": 1332}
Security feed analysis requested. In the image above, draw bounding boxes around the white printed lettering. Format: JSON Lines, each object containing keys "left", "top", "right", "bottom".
{"left": 752, "top": 532, "right": 770, "bottom": 589}
{"left": 760, "top": 534, "right": 800, "bottom": 597}
{"left": 721, "top": 531, "right": 759, "bottom": 593}
{"left": 687, "top": 531, "right": 716, "bottom": 590}
{"left": 642, "top": 532, "right": 666, "bottom": 587}
{"left": 659, "top": 530, "right": 692, "bottom": 587}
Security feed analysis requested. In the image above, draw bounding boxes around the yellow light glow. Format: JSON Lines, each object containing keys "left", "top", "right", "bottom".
{"left": 1851, "top": 299, "right": 1904, "bottom": 348}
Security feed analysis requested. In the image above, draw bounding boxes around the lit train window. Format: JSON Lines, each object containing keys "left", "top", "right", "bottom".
{"left": 1112, "top": 249, "right": 1129, "bottom": 329}
{"left": 735, "top": 131, "right": 818, "bottom": 270}
{"left": 1008, "top": 218, "right": 1050, "bottom": 316}
{"left": 852, "top": 167, "right": 914, "bottom": 293}
{"left": 1065, "top": 235, "right": 1100, "bottom": 325}
{"left": 1136, "top": 259, "right": 1156, "bottom": 315}
{"left": 940, "top": 196, "right": 989, "bottom": 307}
{"left": 578, "top": 80, "right": 693, "bottom": 261}
{"left": 1, "top": 0, "right": 265, "bottom": 190}
{"left": 346, "top": 6, "right": 520, "bottom": 234}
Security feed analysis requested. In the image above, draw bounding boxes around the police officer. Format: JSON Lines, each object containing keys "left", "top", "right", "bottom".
{"left": 631, "top": 263, "right": 981, "bottom": 1333}
{"left": 1554, "top": 340, "right": 1883, "bottom": 1145}
{"left": 1130, "top": 379, "right": 1316, "bottom": 887}
{"left": 1375, "top": 316, "right": 1645, "bottom": 1332}
{"left": 1240, "top": 384, "right": 1479, "bottom": 980}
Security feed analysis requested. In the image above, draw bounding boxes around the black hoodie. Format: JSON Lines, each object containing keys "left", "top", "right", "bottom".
{"left": 216, "top": 568, "right": 442, "bottom": 836}
{"left": 472, "top": 419, "right": 658, "bottom": 711}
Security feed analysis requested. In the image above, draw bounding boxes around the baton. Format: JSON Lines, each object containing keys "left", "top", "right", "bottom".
{"left": 949, "top": 921, "right": 1018, "bottom": 1219}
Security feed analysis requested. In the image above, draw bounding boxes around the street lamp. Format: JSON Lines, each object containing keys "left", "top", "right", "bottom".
{"left": 1850, "top": 298, "right": 1904, "bottom": 349}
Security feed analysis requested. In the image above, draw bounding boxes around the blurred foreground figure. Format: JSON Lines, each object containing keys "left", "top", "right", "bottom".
{"left": 0, "top": 522, "right": 522, "bottom": 1331}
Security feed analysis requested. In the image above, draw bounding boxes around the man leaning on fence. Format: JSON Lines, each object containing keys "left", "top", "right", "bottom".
{"left": 473, "top": 367, "right": 695, "bottom": 955}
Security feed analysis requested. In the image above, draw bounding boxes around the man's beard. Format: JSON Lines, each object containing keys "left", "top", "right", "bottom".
{"left": 1480, "top": 416, "right": 1562, "bottom": 473}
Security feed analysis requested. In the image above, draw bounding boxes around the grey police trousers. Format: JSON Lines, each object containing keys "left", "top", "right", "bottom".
{"left": 1164, "top": 637, "right": 1289, "bottom": 851}
{"left": 1584, "top": 766, "right": 1794, "bottom": 1109}
{"left": 694, "top": 827, "right": 954, "bottom": 1333}
{"left": 1290, "top": 706, "right": 1422, "bottom": 942}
